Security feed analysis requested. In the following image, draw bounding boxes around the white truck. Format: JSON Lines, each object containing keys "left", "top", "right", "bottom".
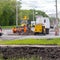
{"left": 35, "top": 16, "right": 50, "bottom": 34}
{"left": 43, "top": 17, "right": 50, "bottom": 34}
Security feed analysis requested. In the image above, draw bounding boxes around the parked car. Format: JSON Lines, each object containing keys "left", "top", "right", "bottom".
{"left": 0, "top": 29, "right": 2, "bottom": 36}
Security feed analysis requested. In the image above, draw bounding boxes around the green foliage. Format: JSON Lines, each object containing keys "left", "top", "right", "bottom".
{"left": 19, "top": 9, "right": 48, "bottom": 21}
{"left": 35, "top": 10, "right": 48, "bottom": 17}
{"left": 0, "top": 0, "right": 21, "bottom": 26}
{"left": 2, "top": 25, "right": 16, "bottom": 29}
{"left": 0, "top": 38, "right": 60, "bottom": 45}
{"left": 0, "top": 0, "right": 48, "bottom": 26}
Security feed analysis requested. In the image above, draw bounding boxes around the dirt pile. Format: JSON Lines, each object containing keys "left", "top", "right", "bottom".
{"left": 18, "top": 29, "right": 34, "bottom": 35}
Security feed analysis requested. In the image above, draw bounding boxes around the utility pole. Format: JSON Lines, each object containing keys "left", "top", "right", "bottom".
{"left": 55, "top": 0, "right": 59, "bottom": 35}
{"left": 29, "top": 1, "right": 37, "bottom": 21}
{"left": 56, "top": 0, "right": 58, "bottom": 25}
{"left": 16, "top": 0, "right": 18, "bottom": 27}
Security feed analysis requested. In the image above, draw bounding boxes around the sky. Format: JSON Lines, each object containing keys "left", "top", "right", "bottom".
{"left": 18, "top": 0, "right": 60, "bottom": 15}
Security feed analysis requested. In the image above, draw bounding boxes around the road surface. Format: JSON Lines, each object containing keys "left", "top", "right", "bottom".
{"left": 0, "top": 28, "right": 60, "bottom": 40}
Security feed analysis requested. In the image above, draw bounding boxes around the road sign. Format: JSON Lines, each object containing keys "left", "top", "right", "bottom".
{"left": 24, "top": 16, "right": 27, "bottom": 20}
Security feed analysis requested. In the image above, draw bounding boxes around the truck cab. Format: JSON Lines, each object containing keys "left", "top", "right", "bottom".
{"left": 34, "top": 16, "right": 50, "bottom": 35}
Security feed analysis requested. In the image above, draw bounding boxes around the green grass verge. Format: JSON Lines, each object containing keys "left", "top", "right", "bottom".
{"left": 2, "top": 25, "right": 21, "bottom": 29}
{"left": 0, "top": 38, "right": 60, "bottom": 45}
{"left": 2, "top": 26, "right": 16, "bottom": 29}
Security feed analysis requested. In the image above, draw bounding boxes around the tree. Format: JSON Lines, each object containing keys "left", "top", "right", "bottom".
{"left": 19, "top": 10, "right": 48, "bottom": 20}
{"left": 0, "top": 0, "right": 21, "bottom": 26}
{"left": 0, "top": 0, "right": 48, "bottom": 26}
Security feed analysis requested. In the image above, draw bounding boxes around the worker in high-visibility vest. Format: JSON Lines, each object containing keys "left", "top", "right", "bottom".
{"left": 24, "top": 25, "right": 27, "bottom": 33}
{"left": 12, "top": 27, "right": 17, "bottom": 33}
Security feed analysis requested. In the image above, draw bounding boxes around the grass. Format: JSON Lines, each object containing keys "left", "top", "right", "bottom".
{"left": 0, "top": 38, "right": 60, "bottom": 45}
{"left": 2, "top": 25, "right": 21, "bottom": 29}
{"left": 2, "top": 25, "right": 16, "bottom": 29}
{"left": 0, "top": 56, "right": 42, "bottom": 60}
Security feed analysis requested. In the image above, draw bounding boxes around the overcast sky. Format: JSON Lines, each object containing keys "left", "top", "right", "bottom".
{"left": 18, "top": 0, "right": 60, "bottom": 14}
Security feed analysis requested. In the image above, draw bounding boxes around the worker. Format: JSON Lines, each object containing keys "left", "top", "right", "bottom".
{"left": 27, "top": 24, "right": 30, "bottom": 30}
{"left": 12, "top": 27, "right": 16, "bottom": 33}
{"left": 55, "top": 27, "right": 59, "bottom": 35}
{"left": 24, "top": 25, "right": 27, "bottom": 33}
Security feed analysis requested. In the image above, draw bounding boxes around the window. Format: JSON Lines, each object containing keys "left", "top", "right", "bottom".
{"left": 44, "top": 19, "right": 46, "bottom": 23}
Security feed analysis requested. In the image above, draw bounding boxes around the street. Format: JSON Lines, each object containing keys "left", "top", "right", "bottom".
{"left": 0, "top": 28, "right": 60, "bottom": 40}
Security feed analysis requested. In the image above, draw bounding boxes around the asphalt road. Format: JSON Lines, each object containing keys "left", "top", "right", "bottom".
{"left": 0, "top": 28, "right": 60, "bottom": 40}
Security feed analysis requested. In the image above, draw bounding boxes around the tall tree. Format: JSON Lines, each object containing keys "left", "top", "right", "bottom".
{"left": 0, "top": 0, "right": 21, "bottom": 26}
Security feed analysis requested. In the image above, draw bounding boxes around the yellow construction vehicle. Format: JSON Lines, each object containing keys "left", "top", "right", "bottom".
{"left": 34, "top": 16, "right": 50, "bottom": 35}
{"left": 34, "top": 24, "right": 46, "bottom": 35}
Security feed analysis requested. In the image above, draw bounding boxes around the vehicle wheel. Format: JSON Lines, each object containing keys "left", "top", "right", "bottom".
{"left": 46, "top": 29, "right": 49, "bottom": 34}
{"left": 0, "top": 33, "right": 2, "bottom": 36}
{"left": 34, "top": 32, "right": 36, "bottom": 35}
{"left": 43, "top": 33, "right": 46, "bottom": 35}
{"left": 34, "top": 32, "right": 38, "bottom": 35}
